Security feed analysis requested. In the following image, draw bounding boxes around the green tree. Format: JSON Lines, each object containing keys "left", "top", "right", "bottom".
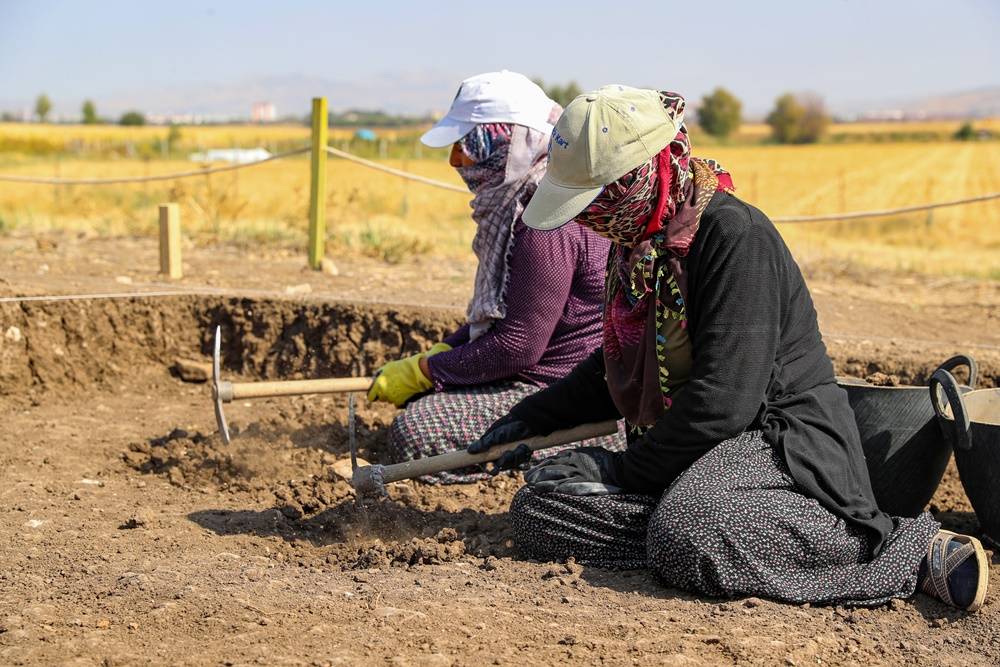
{"left": 697, "top": 87, "right": 742, "bottom": 139}
{"left": 533, "top": 78, "right": 583, "bottom": 108}
{"left": 766, "top": 94, "right": 804, "bottom": 143}
{"left": 954, "top": 122, "right": 976, "bottom": 141}
{"left": 81, "top": 99, "right": 99, "bottom": 124}
{"left": 766, "top": 93, "right": 828, "bottom": 144}
{"left": 798, "top": 94, "right": 830, "bottom": 143}
{"left": 34, "top": 94, "right": 52, "bottom": 122}
{"left": 119, "top": 110, "right": 146, "bottom": 126}
{"left": 166, "top": 123, "right": 182, "bottom": 153}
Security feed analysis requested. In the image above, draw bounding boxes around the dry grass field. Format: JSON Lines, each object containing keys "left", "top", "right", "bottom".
{"left": 1, "top": 122, "right": 998, "bottom": 276}
{"left": 5, "top": 118, "right": 998, "bottom": 151}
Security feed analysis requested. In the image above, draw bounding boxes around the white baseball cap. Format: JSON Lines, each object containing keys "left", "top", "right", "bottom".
{"left": 421, "top": 70, "right": 557, "bottom": 148}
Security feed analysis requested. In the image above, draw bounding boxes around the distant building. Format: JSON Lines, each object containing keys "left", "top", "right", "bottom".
{"left": 251, "top": 102, "right": 277, "bottom": 123}
{"left": 147, "top": 112, "right": 244, "bottom": 125}
{"left": 190, "top": 148, "right": 272, "bottom": 164}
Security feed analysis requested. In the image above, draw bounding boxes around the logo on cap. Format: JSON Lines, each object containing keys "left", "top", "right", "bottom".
{"left": 552, "top": 128, "right": 569, "bottom": 149}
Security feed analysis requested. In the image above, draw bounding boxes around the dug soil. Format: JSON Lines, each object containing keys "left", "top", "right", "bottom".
{"left": 2, "top": 234, "right": 1000, "bottom": 665}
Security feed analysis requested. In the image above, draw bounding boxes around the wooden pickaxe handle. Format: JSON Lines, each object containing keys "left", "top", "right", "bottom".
{"left": 216, "top": 376, "right": 372, "bottom": 402}
{"left": 212, "top": 325, "right": 372, "bottom": 444}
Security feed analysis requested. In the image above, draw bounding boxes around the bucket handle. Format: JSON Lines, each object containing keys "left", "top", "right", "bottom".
{"left": 929, "top": 369, "right": 972, "bottom": 452}
{"left": 934, "top": 354, "right": 978, "bottom": 389}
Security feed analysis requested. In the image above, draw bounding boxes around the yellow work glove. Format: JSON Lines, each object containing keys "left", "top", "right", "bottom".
{"left": 367, "top": 343, "right": 451, "bottom": 407}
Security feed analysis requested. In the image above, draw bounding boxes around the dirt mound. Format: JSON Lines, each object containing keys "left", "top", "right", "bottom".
{"left": 827, "top": 340, "right": 996, "bottom": 388}
{"left": 123, "top": 393, "right": 394, "bottom": 495}
{"left": 124, "top": 392, "right": 520, "bottom": 569}
{"left": 864, "top": 371, "right": 901, "bottom": 386}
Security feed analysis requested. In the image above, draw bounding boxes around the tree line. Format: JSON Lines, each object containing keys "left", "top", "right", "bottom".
{"left": 13, "top": 89, "right": 987, "bottom": 144}
{"left": 536, "top": 81, "right": 831, "bottom": 144}
{"left": 9, "top": 94, "right": 146, "bottom": 126}
{"left": 9, "top": 87, "right": 837, "bottom": 142}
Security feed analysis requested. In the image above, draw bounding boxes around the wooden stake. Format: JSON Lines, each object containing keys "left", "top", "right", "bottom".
{"left": 158, "top": 203, "right": 182, "bottom": 279}
{"left": 307, "top": 97, "right": 328, "bottom": 270}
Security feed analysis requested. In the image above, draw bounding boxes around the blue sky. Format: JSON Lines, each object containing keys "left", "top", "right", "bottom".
{"left": 1, "top": 0, "right": 998, "bottom": 117}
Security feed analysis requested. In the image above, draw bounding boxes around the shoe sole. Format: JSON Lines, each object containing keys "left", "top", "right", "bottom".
{"left": 940, "top": 529, "right": 989, "bottom": 612}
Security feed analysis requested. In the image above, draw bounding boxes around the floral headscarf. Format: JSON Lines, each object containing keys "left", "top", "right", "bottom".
{"left": 573, "top": 91, "right": 735, "bottom": 427}
{"left": 454, "top": 108, "right": 561, "bottom": 340}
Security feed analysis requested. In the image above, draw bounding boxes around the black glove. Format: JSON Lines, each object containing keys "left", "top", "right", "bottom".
{"left": 468, "top": 415, "right": 536, "bottom": 475}
{"left": 468, "top": 415, "right": 535, "bottom": 454}
{"left": 523, "top": 447, "right": 624, "bottom": 496}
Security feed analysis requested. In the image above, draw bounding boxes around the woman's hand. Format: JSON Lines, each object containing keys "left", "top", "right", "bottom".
{"left": 468, "top": 414, "right": 535, "bottom": 454}
{"left": 366, "top": 343, "right": 451, "bottom": 407}
{"left": 524, "top": 447, "right": 624, "bottom": 495}
{"left": 468, "top": 414, "right": 537, "bottom": 473}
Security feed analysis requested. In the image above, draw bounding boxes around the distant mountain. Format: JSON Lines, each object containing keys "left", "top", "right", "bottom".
{"left": 840, "top": 86, "right": 1000, "bottom": 120}
{"left": 0, "top": 72, "right": 461, "bottom": 122}
{"left": 96, "top": 72, "right": 460, "bottom": 119}
{"left": 903, "top": 86, "right": 1000, "bottom": 118}
{"left": 5, "top": 76, "right": 998, "bottom": 124}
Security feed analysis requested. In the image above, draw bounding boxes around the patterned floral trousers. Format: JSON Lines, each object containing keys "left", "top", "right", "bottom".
{"left": 510, "top": 430, "right": 939, "bottom": 606}
{"left": 388, "top": 381, "right": 626, "bottom": 484}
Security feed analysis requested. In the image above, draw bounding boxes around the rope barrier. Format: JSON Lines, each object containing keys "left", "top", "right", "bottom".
{"left": 0, "top": 285, "right": 465, "bottom": 312}
{"left": 1, "top": 140, "right": 996, "bottom": 221}
{"left": 324, "top": 144, "right": 999, "bottom": 220}
{"left": 325, "top": 146, "right": 469, "bottom": 193}
{"left": 0, "top": 147, "right": 310, "bottom": 185}
{"left": 0, "top": 290, "right": 208, "bottom": 303}
{"left": 772, "top": 191, "right": 1000, "bottom": 223}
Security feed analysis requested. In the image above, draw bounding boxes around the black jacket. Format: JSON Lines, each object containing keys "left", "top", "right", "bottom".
{"left": 512, "top": 192, "right": 894, "bottom": 553}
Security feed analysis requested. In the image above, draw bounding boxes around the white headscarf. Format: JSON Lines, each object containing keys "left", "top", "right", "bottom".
{"left": 454, "top": 106, "right": 561, "bottom": 340}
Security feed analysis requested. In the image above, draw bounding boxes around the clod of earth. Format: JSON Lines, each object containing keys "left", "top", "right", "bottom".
{"left": 172, "top": 358, "right": 211, "bottom": 383}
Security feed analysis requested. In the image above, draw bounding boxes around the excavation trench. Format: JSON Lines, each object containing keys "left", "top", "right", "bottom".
{"left": 2, "top": 294, "right": 995, "bottom": 396}
{"left": 0, "top": 294, "right": 994, "bottom": 568}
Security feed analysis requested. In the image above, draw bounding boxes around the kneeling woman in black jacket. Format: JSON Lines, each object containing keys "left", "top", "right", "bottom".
{"left": 469, "top": 85, "right": 989, "bottom": 610}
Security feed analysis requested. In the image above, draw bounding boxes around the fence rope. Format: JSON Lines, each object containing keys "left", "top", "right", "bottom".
{"left": 0, "top": 147, "right": 310, "bottom": 185}
{"left": 324, "top": 146, "right": 469, "bottom": 193}
{"left": 1, "top": 141, "right": 997, "bottom": 221}
{"left": 0, "top": 286, "right": 465, "bottom": 312}
{"left": 772, "top": 191, "right": 1000, "bottom": 223}
{"left": 325, "top": 145, "right": 999, "bottom": 220}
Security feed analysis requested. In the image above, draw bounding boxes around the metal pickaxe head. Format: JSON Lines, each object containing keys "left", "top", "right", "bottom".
{"left": 351, "top": 464, "right": 386, "bottom": 497}
{"left": 346, "top": 393, "right": 387, "bottom": 500}
{"left": 212, "top": 325, "right": 233, "bottom": 445}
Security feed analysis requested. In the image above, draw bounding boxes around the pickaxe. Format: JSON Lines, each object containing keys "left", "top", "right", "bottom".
{"left": 212, "top": 325, "right": 372, "bottom": 444}
{"left": 349, "top": 420, "right": 619, "bottom": 496}
{"left": 210, "top": 326, "right": 619, "bottom": 496}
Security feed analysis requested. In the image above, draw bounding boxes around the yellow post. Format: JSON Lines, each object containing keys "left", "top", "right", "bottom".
{"left": 158, "top": 203, "right": 182, "bottom": 279}
{"left": 307, "top": 96, "right": 328, "bottom": 270}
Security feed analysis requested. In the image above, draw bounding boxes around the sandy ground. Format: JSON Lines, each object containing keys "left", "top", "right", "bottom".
{"left": 2, "top": 232, "right": 1000, "bottom": 666}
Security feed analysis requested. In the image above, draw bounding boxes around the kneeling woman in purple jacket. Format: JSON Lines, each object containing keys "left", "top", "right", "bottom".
{"left": 366, "top": 71, "right": 623, "bottom": 482}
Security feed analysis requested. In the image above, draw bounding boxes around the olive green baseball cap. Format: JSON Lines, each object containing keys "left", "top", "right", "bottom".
{"left": 522, "top": 85, "right": 680, "bottom": 230}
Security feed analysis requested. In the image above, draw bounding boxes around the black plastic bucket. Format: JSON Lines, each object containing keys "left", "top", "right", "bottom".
{"left": 931, "top": 369, "right": 1000, "bottom": 545}
{"left": 839, "top": 355, "right": 976, "bottom": 517}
